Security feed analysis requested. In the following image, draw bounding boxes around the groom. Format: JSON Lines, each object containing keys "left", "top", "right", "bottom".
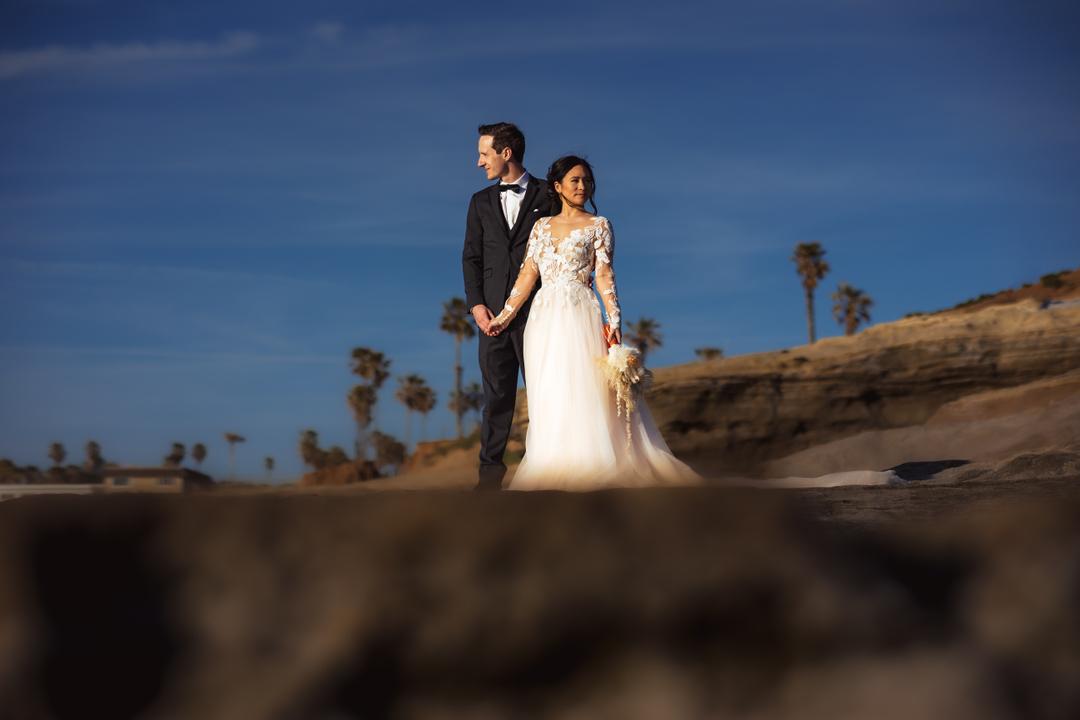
{"left": 462, "top": 122, "right": 554, "bottom": 491}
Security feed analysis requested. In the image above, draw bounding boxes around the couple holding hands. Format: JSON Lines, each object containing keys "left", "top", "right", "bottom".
{"left": 462, "top": 122, "right": 700, "bottom": 492}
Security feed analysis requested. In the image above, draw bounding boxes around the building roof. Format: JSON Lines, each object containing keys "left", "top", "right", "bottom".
{"left": 101, "top": 466, "right": 214, "bottom": 483}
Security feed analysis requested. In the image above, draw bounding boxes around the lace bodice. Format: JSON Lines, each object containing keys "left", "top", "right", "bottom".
{"left": 491, "top": 215, "right": 621, "bottom": 330}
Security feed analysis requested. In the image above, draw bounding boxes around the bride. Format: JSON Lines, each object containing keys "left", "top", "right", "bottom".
{"left": 485, "top": 155, "right": 904, "bottom": 492}
{"left": 486, "top": 155, "right": 702, "bottom": 490}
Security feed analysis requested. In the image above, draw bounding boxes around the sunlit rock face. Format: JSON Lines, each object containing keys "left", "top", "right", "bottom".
{"left": 511, "top": 300, "right": 1080, "bottom": 476}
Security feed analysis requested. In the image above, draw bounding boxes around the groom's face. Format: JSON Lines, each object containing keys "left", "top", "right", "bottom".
{"left": 477, "top": 135, "right": 511, "bottom": 181}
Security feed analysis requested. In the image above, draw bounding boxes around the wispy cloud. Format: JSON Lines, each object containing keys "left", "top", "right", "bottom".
{"left": 0, "top": 343, "right": 341, "bottom": 367}
{"left": 308, "top": 21, "right": 345, "bottom": 45}
{"left": 0, "top": 256, "right": 417, "bottom": 353}
{"left": 3, "top": 257, "right": 335, "bottom": 290}
{"left": 277, "top": 19, "right": 894, "bottom": 74}
{"left": 615, "top": 154, "right": 1069, "bottom": 208}
{"left": 0, "top": 30, "right": 260, "bottom": 79}
{"left": 1, "top": 258, "right": 337, "bottom": 355}
{"left": 0, "top": 12, "right": 898, "bottom": 83}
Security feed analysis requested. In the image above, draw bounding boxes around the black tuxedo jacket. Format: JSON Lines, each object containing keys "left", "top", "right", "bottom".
{"left": 462, "top": 176, "right": 554, "bottom": 315}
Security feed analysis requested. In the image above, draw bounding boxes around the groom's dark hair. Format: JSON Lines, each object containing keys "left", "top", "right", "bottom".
{"left": 478, "top": 122, "right": 526, "bottom": 164}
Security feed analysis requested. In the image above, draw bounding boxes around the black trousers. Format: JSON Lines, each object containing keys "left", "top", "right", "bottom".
{"left": 476, "top": 315, "right": 527, "bottom": 489}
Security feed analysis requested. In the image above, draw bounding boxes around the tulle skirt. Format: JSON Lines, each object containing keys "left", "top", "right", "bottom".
{"left": 508, "top": 283, "right": 703, "bottom": 491}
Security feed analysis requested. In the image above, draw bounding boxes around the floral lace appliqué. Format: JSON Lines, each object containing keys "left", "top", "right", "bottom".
{"left": 492, "top": 215, "right": 621, "bottom": 331}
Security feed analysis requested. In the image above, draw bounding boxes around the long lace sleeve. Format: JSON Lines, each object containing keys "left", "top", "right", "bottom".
{"left": 489, "top": 221, "right": 542, "bottom": 331}
{"left": 593, "top": 217, "right": 621, "bottom": 330}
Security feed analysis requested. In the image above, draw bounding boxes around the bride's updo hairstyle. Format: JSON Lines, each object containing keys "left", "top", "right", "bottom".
{"left": 547, "top": 155, "right": 598, "bottom": 213}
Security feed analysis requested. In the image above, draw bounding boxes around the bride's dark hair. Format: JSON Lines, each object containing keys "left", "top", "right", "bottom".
{"left": 546, "top": 155, "right": 598, "bottom": 213}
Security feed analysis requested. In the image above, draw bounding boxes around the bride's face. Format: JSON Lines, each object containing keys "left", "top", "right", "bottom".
{"left": 555, "top": 165, "right": 593, "bottom": 207}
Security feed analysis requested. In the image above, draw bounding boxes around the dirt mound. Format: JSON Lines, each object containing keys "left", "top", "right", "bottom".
{"left": 299, "top": 460, "right": 379, "bottom": 486}
{"left": 939, "top": 449, "right": 1080, "bottom": 485}
{"left": 926, "top": 265, "right": 1080, "bottom": 315}
{"left": 762, "top": 370, "right": 1080, "bottom": 478}
{"left": 993, "top": 451, "right": 1080, "bottom": 480}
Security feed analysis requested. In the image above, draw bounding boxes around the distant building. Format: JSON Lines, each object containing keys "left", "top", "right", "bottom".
{"left": 0, "top": 484, "right": 102, "bottom": 502}
{"left": 101, "top": 466, "right": 214, "bottom": 493}
{"left": 0, "top": 466, "right": 215, "bottom": 501}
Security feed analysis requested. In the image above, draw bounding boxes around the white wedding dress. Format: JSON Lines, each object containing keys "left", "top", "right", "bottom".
{"left": 491, "top": 215, "right": 702, "bottom": 491}
{"left": 490, "top": 214, "right": 904, "bottom": 492}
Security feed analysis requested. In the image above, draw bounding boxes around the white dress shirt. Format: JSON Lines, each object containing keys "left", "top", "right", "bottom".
{"left": 498, "top": 171, "right": 530, "bottom": 229}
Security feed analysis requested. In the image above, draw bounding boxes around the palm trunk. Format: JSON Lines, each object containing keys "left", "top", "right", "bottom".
{"left": 454, "top": 337, "right": 464, "bottom": 439}
{"left": 228, "top": 444, "right": 235, "bottom": 480}
{"left": 372, "top": 390, "right": 380, "bottom": 432}
{"left": 357, "top": 423, "right": 371, "bottom": 462}
{"left": 804, "top": 286, "right": 816, "bottom": 343}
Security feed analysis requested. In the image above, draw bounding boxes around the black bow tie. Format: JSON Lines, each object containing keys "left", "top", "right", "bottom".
{"left": 497, "top": 184, "right": 525, "bottom": 193}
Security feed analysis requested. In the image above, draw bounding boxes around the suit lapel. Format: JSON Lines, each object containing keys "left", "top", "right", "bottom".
{"left": 487, "top": 185, "right": 510, "bottom": 238}
{"left": 509, "top": 177, "right": 541, "bottom": 242}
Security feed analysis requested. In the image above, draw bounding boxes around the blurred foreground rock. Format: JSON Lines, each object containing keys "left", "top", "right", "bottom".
{"left": 1, "top": 478, "right": 1079, "bottom": 719}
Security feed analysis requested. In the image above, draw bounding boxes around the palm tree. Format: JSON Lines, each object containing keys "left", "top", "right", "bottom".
{"left": 83, "top": 440, "right": 104, "bottom": 474}
{"left": 395, "top": 374, "right": 426, "bottom": 449}
{"left": 463, "top": 382, "right": 485, "bottom": 433}
{"left": 349, "top": 347, "right": 391, "bottom": 429}
{"left": 347, "top": 384, "right": 377, "bottom": 461}
{"left": 371, "top": 431, "right": 406, "bottom": 474}
{"left": 48, "top": 442, "right": 65, "bottom": 467}
{"left": 792, "top": 242, "right": 830, "bottom": 344}
{"left": 695, "top": 347, "right": 723, "bottom": 361}
{"left": 325, "top": 446, "right": 349, "bottom": 466}
{"left": 223, "top": 432, "right": 246, "bottom": 480}
{"left": 163, "top": 442, "right": 186, "bottom": 467}
{"left": 413, "top": 383, "right": 437, "bottom": 443}
{"left": 440, "top": 297, "right": 476, "bottom": 439}
{"left": 832, "top": 282, "right": 874, "bottom": 336}
{"left": 450, "top": 382, "right": 485, "bottom": 437}
{"left": 264, "top": 456, "right": 275, "bottom": 482}
{"left": 299, "top": 429, "right": 326, "bottom": 470}
{"left": 191, "top": 442, "right": 207, "bottom": 468}
{"left": 627, "top": 317, "right": 663, "bottom": 366}
{"left": 449, "top": 389, "right": 466, "bottom": 430}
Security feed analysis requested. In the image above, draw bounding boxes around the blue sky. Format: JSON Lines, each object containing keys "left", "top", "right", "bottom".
{"left": 2, "top": 0, "right": 1078, "bottom": 481}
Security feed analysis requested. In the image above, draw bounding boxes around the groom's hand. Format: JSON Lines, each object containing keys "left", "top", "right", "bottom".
{"left": 471, "top": 304, "right": 493, "bottom": 334}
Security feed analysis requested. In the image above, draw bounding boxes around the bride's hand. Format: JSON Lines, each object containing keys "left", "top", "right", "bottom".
{"left": 607, "top": 325, "right": 621, "bottom": 345}
{"left": 487, "top": 319, "right": 505, "bottom": 336}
